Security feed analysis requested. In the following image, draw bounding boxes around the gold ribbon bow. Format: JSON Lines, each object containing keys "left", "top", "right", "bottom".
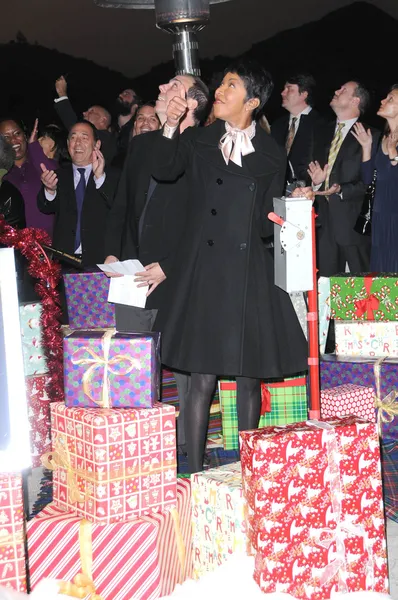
{"left": 374, "top": 357, "right": 398, "bottom": 436}
{"left": 42, "top": 434, "right": 86, "bottom": 503}
{"left": 71, "top": 329, "right": 141, "bottom": 408}
{"left": 59, "top": 519, "right": 104, "bottom": 600}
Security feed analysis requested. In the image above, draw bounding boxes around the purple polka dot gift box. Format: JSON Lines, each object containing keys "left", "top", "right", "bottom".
{"left": 63, "top": 272, "right": 115, "bottom": 329}
{"left": 64, "top": 329, "right": 160, "bottom": 409}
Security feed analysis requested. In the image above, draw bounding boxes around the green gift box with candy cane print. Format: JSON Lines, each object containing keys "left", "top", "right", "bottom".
{"left": 330, "top": 273, "right": 398, "bottom": 321}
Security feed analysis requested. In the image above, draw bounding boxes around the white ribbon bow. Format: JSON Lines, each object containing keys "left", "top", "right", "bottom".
{"left": 219, "top": 121, "right": 256, "bottom": 167}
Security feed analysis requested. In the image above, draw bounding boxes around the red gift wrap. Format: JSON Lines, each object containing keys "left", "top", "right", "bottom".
{"left": 49, "top": 402, "right": 177, "bottom": 523}
{"left": 27, "top": 503, "right": 161, "bottom": 599}
{"left": 0, "top": 474, "right": 26, "bottom": 593}
{"left": 141, "top": 478, "right": 192, "bottom": 596}
{"left": 240, "top": 417, "right": 388, "bottom": 599}
{"left": 26, "top": 374, "right": 52, "bottom": 468}
{"left": 320, "top": 384, "right": 376, "bottom": 423}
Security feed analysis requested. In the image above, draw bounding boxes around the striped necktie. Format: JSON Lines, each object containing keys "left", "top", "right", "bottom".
{"left": 285, "top": 117, "right": 297, "bottom": 154}
{"left": 325, "top": 122, "right": 345, "bottom": 189}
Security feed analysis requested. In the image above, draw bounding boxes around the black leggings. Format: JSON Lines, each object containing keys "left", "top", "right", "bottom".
{"left": 184, "top": 373, "right": 261, "bottom": 473}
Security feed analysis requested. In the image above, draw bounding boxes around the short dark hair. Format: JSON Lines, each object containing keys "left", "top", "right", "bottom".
{"left": 352, "top": 81, "right": 370, "bottom": 115}
{"left": 0, "top": 135, "right": 16, "bottom": 171}
{"left": 285, "top": 73, "right": 316, "bottom": 106}
{"left": 39, "top": 123, "right": 69, "bottom": 162}
{"left": 187, "top": 77, "right": 210, "bottom": 125}
{"left": 68, "top": 120, "right": 99, "bottom": 142}
{"left": 223, "top": 59, "right": 273, "bottom": 118}
{"left": 0, "top": 117, "right": 27, "bottom": 136}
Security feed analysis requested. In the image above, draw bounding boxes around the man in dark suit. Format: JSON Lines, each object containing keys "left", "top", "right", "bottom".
{"left": 271, "top": 73, "right": 323, "bottom": 189}
{"left": 37, "top": 121, "right": 120, "bottom": 267}
{"left": 309, "top": 81, "right": 379, "bottom": 275}
{"left": 104, "top": 75, "right": 210, "bottom": 454}
{"left": 54, "top": 76, "right": 117, "bottom": 165}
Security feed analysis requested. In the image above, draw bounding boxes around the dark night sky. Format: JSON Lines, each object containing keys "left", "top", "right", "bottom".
{"left": 1, "top": 0, "right": 397, "bottom": 77}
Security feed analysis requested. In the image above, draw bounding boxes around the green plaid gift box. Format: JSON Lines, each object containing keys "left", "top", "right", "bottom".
{"left": 219, "top": 377, "right": 308, "bottom": 450}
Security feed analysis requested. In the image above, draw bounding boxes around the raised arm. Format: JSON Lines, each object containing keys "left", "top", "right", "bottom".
{"left": 54, "top": 76, "right": 78, "bottom": 131}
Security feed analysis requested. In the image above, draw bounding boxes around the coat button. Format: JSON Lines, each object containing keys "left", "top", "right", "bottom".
{"left": 216, "top": 178, "right": 223, "bottom": 185}
{"left": 248, "top": 183, "right": 256, "bottom": 192}
{"left": 211, "top": 208, "right": 217, "bottom": 216}
{"left": 240, "top": 243, "right": 247, "bottom": 250}
{"left": 207, "top": 239, "right": 214, "bottom": 247}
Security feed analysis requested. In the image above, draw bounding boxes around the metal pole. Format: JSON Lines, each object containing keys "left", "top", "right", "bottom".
{"left": 307, "top": 207, "right": 320, "bottom": 419}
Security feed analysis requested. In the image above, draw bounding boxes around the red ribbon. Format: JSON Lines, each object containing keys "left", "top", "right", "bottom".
{"left": 354, "top": 276, "right": 379, "bottom": 320}
{"left": 260, "top": 384, "right": 271, "bottom": 415}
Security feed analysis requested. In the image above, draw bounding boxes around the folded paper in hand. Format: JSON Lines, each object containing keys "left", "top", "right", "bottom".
{"left": 96, "top": 260, "right": 147, "bottom": 308}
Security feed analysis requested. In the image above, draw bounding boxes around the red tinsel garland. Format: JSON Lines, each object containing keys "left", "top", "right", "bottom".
{"left": 0, "top": 216, "right": 64, "bottom": 402}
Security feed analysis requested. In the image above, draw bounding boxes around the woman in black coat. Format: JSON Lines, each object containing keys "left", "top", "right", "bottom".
{"left": 148, "top": 59, "right": 308, "bottom": 473}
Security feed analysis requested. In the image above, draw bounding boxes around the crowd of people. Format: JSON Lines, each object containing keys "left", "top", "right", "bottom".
{"left": 1, "top": 59, "right": 397, "bottom": 472}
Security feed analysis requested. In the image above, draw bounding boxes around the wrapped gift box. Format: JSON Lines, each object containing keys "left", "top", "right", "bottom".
{"left": 330, "top": 273, "right": 398, "bottom": 321}
{"left": 50, "top": 402, "right": 177, "bottom": 523}
{"left": 318, "top": 277, "right": 331, "bottom": 354}
{"left": 219, "top": 377, "right": 307, "bottom": 450}
{"left": 26, "top": 375, "right": 52, "bottom": 468}
{"left": 335, "top": 321, "right": 398, "bottom": 358}
{"left": 19, "top": 303, "right": 47, "bottom": 376}
{"left": 63, "top": 272, "right": 115, "bottom": 329}
{"left": 0, "top": 474, "right": 26, "bottom": 593}
{"left": 320, "top": 384, "right": 375, "bottom": 422}
{"left": 289, "top": 292, "right": 308, "bottom": 339}
{"left": 191, "top": 462, "right": 248, "bottom": 580}
{"left": 64, "top": 329, "right": 160, "bottom": 409}
{"left": 27, "top": 503, "right": 161, "bottom": 600}
{"left": 320, "top": 355, "right": 398, "bottom": 442}
{"left": 240, "top": 417, "right": 388, "bottom": 598}
{"left": 141, "top": 479, "right": 192, "bottom": 596}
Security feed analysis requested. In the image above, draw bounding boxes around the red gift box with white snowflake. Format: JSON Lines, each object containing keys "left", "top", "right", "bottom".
{"left": 26, "top": 374, "right": 52, "bottom": 468}
{"left": 320, "top": 384, "right": 375, "bottom": 422}
{"left": 240, "top": 417, "right": 388, "bottom": 599}
{"left": 0, "top": 473, "right": 26, "bottom": 593}
{"left": 48, "top": 402, "right": 177, "bottom": 523}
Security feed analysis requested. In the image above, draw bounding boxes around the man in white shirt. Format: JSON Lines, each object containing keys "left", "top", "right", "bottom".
{"left": 271, "top": 73, "right": 323, "bottom": 188}
{"left": 308, "top": 81, "right": 378, "bottom": 275}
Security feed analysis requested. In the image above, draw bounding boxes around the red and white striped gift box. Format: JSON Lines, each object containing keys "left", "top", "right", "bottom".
{"left": 49, "top": 402, "right": 177, "bottom": 523}
{"left": 0, "top": 473, "right": 26, "bottom": 593}
{"left": 142, "top": 478, "right": 192, "bottom": 597}
{"left": 320, "top": 383, "right": 375, "bottom": 422}
{"left": 27, "top": 503, "right": 161, "bottom": 600}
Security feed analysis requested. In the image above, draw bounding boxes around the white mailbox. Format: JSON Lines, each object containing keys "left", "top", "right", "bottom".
{"left": 271, "top": 196, "right": 313, "bottom": 293}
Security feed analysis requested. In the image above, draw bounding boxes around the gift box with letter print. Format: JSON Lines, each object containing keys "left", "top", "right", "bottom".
{"left": 0, "top": 473, "right": 26, "bottom": 593}
{"left": 191, "top": 462, "right": 248, "bottom": 580}
{"left": 335, "top": 320, "right": 398, "bottom": 358}
{"left": 48, "top": 401, "right": 177, "bottom": 523}
{"left": 219, "top": 377, "right": 307, "bottom": 450}
{"left": 19, "top": 302, "right": 47, "bottom": 376}
{"left": 240, "top": 417, "right": 388, "bottom": 598}
{"left": 330, "top": 273, "right": 398, "bottom": 321}
{"left": 26, "top": 374, "right": 52, "bottom": 468}
{"left": 27, "top": 502, "right": 161, "bottom": 600}
{"left": 63, "top": 271, "right": 115, "bottom": 329}
{"left": 64, "top": 329, "right": 160, "bottom": 409}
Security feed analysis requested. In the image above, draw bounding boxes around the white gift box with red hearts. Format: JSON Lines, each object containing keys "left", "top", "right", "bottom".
{"left": 320, "top": 384, "right": 375, "bottom": 422}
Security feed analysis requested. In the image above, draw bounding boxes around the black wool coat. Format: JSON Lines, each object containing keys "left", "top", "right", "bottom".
{"left": 151, "top": 119, "right": 308, "bottom": 379}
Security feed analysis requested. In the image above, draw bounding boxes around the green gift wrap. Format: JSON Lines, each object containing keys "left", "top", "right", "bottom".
{"left": 330, "top": 273, "right": 398, "bottom": 321}
{"left": 218, "top": 376, "right": 308, "bottom": 450}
